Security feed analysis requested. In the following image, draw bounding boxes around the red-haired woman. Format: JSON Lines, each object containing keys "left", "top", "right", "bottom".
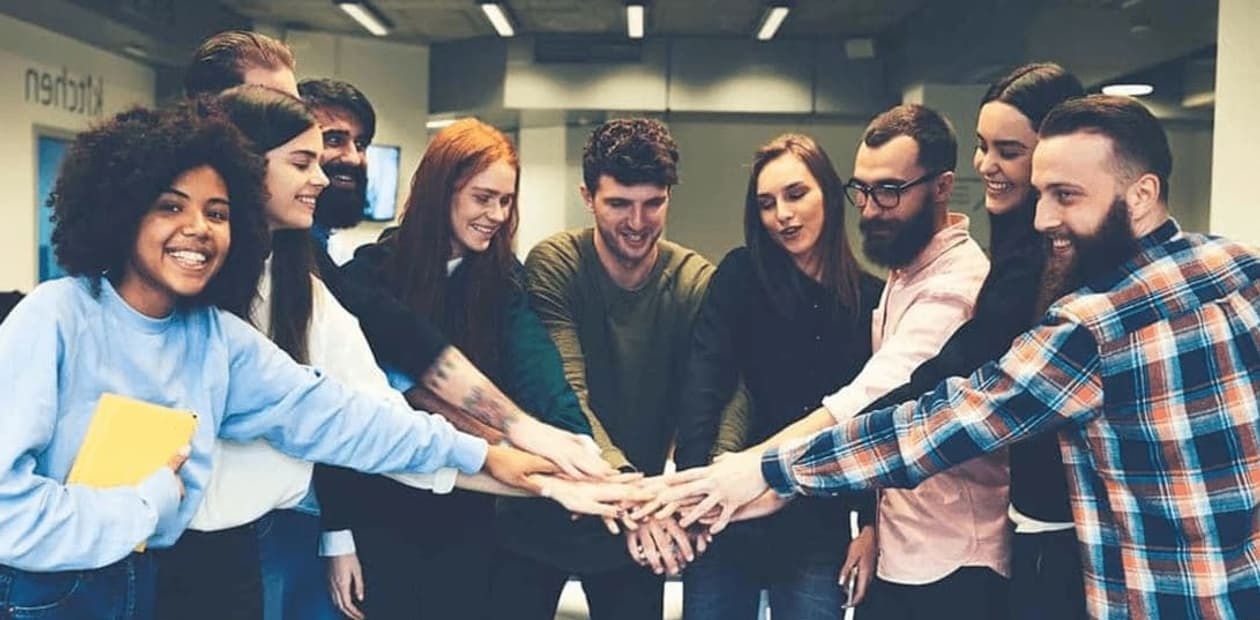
{"left": 317, "top": 119, "right": 595, "bottom": 619}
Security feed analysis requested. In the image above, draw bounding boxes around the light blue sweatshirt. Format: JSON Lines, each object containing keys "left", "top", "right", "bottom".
{"left": 0, "top": 277, "right": 487, "bottom": 572}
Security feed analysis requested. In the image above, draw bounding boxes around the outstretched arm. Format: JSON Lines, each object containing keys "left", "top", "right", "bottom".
{"left": 660, "top": 316, "right": 1102, "bottom": 532}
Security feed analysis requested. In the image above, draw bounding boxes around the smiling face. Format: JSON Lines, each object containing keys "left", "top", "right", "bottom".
{"left": 262, "top": 125, "right": 329, "bottom": 232}
{"left": 1031, "top": 132, "right": 1128, "bottom": 261}
{"left": 756, "top": 153, "right": 826, "bottom": 277}
{"left": 117, "top": 165, "right": 232, "bottom": 318}
{"left": 974, "top": 101, "right": 1038, "bottom": 215}
{"left": 584, "top": 174, "right": 669, "bottom": 270}
{"left": 314, "top": 106, "right": 369, "bottom": 191}
{"left": 449, "top": 158, "right": 516, "bottom": 257}
{"left": 1031, "top": 131, "right": 1140, "bottom": 310}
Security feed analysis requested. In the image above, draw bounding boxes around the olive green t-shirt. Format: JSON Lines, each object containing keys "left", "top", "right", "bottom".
{"left": 497, "top": 228, "right": 747, "bottom": 572}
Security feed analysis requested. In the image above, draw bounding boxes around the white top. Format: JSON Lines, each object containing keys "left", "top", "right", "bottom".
{"left": 190, "top": 261, "right": 456, "bottom": 550}
{"left": 1008, "top": 505, "right": 1075, "bottom": 534}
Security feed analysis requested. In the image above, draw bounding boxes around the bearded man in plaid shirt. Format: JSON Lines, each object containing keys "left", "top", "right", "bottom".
{"left": 658, "top": 94, "right": 1260, "bottom": 620}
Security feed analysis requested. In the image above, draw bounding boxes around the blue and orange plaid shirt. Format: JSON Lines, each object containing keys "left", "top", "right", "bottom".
{"left": 764, "top": 219, "right": 1260, "bottom": 619}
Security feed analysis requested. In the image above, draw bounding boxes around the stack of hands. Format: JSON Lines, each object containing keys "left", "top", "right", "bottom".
{"left": 493, "top": 422, "right": 874, "bottom": 608}
{"left": 330, "top": 422, "right": 874, "bottom": 619}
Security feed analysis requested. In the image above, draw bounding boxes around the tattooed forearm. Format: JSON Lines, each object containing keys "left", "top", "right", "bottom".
{"left": 405, "top": 386, "right": 506, "bottom": 443}
{"left": 422, "top": 346, "right": 524, "bottom": 432}
{"left": 460, "top": 386, "right": 520, "bottom": 432}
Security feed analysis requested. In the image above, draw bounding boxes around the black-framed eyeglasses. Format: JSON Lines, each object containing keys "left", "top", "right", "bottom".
{"left": 843, "top": 171, "right": 943, "bottom": 210}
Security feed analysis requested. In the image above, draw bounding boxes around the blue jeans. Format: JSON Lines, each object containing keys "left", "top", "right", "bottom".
{"left": 0, "top": 554, "right": 156, "bottom": 619}
{"left": 682, "top": 525, "right": 844, "bottom": 620}
{"left": 256, "top": 510, "right": 340, "bottom": 620}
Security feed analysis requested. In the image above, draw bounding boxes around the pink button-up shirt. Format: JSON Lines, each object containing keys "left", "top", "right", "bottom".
{"left": 821, "top": 212, "right": 1010, "bottom": 585}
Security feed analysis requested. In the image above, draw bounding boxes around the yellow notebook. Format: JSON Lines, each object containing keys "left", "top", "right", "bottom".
{"left": 66, "top": 393, "right": 198, "bottom": 550}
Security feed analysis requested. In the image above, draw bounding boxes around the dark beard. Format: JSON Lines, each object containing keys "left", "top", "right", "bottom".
{"left": 313, "top": 163, "right": 368, "bottom": 230}
{"left": 1034, "top": 196, "right": 1139, "bottom": 316}
{"left": 860, "top": 199, "right": 938, "bottom": 269}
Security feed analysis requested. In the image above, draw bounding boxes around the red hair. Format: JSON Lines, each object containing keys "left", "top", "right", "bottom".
{"left": 388, "top": 119, "right": 520, "bottom": 378}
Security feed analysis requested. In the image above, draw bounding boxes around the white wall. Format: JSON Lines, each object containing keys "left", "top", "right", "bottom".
{"left": 1210, "top": 0, "right": 1259, "bottom": 243}
{"left": 285, "top": 30, "right": 429, "bottom": 250}
{"left": 517, "top": 124, "right": 569, "bottom": 260}
{"left": 0, "top": 13, "right": 154, "bottom": 291}
{"left": 1166, "top": 123, "right": 1213, "bottom": 234}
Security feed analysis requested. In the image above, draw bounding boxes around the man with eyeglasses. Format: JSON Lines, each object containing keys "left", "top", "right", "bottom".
{"left": 741, "top": 104, "right": 1006, "bottom": 618}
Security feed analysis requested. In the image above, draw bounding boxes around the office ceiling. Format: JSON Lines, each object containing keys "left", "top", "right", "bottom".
{"left": 0, "top": 0, "right": 1218, "bottom": 114}
{"left": 216, "top": 0, "right": 930, "bottom": 42}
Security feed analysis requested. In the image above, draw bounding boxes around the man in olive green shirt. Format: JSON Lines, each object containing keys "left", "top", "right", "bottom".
{"left": 493, "top": 119, "right": 744, "bottom": 620}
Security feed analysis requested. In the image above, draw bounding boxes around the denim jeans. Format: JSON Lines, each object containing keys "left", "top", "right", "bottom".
{"left": 0, "top": 553, "right": 156, "bottom": 620}
{"left": 256, "top": 509, "right": 340, "bottom": 620}
{"left": 681, "top": 525, "right": 845, "bottom": 620}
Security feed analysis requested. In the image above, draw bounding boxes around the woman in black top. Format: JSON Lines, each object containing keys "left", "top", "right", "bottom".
{"left": 856, "top": 62, "right": 1086, "bottom": 620}
{"left": 674, "top": 134, "right": 883, "bottom": 619}
{"left": 314, "top": 119, "right": 592, "bottom": 620}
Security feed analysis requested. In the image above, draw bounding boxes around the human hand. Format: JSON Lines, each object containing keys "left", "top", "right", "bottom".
{"left": 327, "top": 553, "right": 366, "bottom": 620}
{"left": 483, "top": 443, "right": 561, "bottom": 493}
{"left": 723, "top": 489, "right": 791, "bottom": 525}
{"left": 650, "top": 449, "right": 771, "bottom": 534}
{"left": 624, "top": 516, "right": 696, "bottom": 576}
{"left": 167, "top": 444, "right": 190, "bottom": 499}
{"left": 534, "top": 472, "right": 652, "bottom": 521}
{"left": 839, "top": 525, "right": 876, "bottom": 608}
{"left": 507, "top": 417, "right": 615, "bottom": 480}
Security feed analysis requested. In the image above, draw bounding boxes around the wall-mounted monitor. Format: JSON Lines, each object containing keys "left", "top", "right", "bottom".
{"left": 36, "top": 132, "right": 73, "bottom": 282}
{"left": 364, "top": 144, "right": 401, "bottom": 222}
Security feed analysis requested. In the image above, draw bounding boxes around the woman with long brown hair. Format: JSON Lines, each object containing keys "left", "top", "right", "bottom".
{"left": 317, "top": 119, "right": 593, "bottom": 619}
{"left": 673, "top": 133, "right": 884, "bottom": 619}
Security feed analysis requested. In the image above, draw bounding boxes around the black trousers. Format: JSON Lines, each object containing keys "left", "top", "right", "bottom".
{"left": 1009, "top": 529, "right": 1087, "bottom": 620}
{"left": 154, "top": 524, "right": 263, "bottom": 620}
{"left": 860, "top": 567, "right": 1008, "bottom": 620}
{"left": 354, "top": 525, "right": 496, "bottom": 620}
{"left": 489, "top": 547, "right": 666, "bottom": 620}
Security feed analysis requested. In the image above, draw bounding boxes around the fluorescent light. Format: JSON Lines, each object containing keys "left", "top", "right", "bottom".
{"left": 1102, "top": 83, "right": 1154, "bottom": 97}
{"left": 756, "top": 6, "right": 790, "bottom": 41}
{"left": 122, "top": 44, "right": 148, "bottom": 58}
{"left": 336, "top": 1, "right": 392, "bottom": 37}
{"left": 1181, "top": 91, "right": 1215, "bottom": 108}
{"left": 426, "top": 118, "right": 459, "bottom": 129}
{"left": 480, "top": 2, "right": 516, "bottom": 37}
{"left": 627, "top": 4, "right": 645, "bottom": 39}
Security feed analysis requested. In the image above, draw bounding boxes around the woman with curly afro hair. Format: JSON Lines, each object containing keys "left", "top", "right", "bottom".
{"left": 0, "top": 102, "right": 556, "bottom": 619}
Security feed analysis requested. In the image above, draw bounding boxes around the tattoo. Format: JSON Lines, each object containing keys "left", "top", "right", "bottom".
{"left": 423, "top": 346, "right": 524, "bottom": 433}
{"left": 461, "top": 385, "right": 514, "bottom": 428}
{"left": 422, "top": 352, "right": 457, "bottom": 392}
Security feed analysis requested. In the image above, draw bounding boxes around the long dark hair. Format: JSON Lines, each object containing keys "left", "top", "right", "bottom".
{"left": 744, "top": 133, "right": 863, "bottom": 325}
{"left": 982, "top": 62, "right": 1086, "bottom": 134}
{"left": 979, "top": 63, "right": 1085, "bottom": 249}
{"left": 217, "top": 85, "right": 320, "bottom": 364}
{"left": 387, "top": 119, "right": 520, "bottom": 377}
